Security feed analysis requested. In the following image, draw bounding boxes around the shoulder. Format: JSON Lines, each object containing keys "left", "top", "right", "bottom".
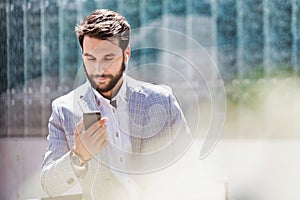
{"left": 126, "top": 76, "right": 174, "bottom": 98}
{"left": 51, "top": 82, "right": 89, "bottom": 109}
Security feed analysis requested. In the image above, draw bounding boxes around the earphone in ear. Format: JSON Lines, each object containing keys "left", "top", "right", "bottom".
{"left": 125, "top": 55, "right": 129, "bottom": 61}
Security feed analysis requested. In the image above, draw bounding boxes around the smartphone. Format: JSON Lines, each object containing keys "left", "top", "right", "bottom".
{"left": 83, "top": 111, "right": 101, "bottom": 131}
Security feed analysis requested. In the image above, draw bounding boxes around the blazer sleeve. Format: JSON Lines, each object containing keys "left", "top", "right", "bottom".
{"left": 41, "top": 99, "right": 80, "bottom": 197}
{"left": 139, "top": 89, "right": 192, "bottom": 154}
{"left": 169, "top": 93, "right": 193, "bottom": 154}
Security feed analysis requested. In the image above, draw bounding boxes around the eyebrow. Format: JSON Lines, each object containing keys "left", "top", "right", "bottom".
{"left": 83, "top": 52, "right": 118, "bottom": 57}
{"left": 83, "top": 52, "right": 95, "bottom": 57}
{"left": 104, "top": 53, "right": 118, "bottom": 57}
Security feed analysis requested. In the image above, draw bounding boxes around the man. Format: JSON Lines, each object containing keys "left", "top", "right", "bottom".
{"left": 41, "top": 9, "right": 191, "bottom": 199}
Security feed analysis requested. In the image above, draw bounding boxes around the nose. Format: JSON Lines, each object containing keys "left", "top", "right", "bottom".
{"left": 94, "top": 61, "right": 107, "bottom": 74}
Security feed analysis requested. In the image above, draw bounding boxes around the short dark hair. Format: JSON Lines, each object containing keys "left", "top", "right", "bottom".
{"left": 75, "top": 9, "right": 130, "bottom": 52}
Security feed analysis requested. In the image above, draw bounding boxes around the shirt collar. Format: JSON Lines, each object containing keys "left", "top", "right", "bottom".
{"left": 91, "top": 74, "right": 127, "bottom": 107}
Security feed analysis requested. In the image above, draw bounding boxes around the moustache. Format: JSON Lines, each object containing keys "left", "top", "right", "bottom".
{"left": 90, "top": 74, "right": 114, "bottom": 79}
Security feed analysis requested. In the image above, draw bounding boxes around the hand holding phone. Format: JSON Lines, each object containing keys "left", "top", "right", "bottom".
{"left": 73, "top": 112, "right": 108, "bottom": 161}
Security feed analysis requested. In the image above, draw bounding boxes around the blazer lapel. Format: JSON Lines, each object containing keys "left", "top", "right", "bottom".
{"left": 126, "top": 78, "right": 145, "bottom": 153}
{"left": 76, "top": 82, "right": 99, "bottom": 113}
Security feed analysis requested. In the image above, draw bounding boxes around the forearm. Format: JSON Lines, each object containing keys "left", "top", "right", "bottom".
{"left": 41, "top": 151, "right": 79, "bottom": 197}
{"left": 41, "top": 98, "right": 89, "bottom": 196}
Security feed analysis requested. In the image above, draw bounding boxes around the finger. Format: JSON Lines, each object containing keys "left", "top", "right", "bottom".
{"left": 101, "top": 123, "right": 107, "bottom": 129}
{"left": 98, "top": 117, "right": 108, "bottom": 127}
{"left": 96, "top": 137, "right": 109, "bottom": 152}
{"left": 86, "top": 135, "right": 109, "bottom": 157}
{"left": 100, "top": 138, "right": 109, "bottom": 148}
{"left": 95, "top": 130, "right": 108, "bottom": 144}
{"left": 90, "top": 126, "right": 105, "bottom": 141}
{"left": 86, "top": 136, "right": 108, "bottom": 157}
{"left": 75, "top": 119, "right": 84, "bottom": 136}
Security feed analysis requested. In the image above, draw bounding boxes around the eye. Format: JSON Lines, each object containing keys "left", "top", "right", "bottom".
{"left": 104, "top": 57, "right": 113, "bottom": 61}
{"left": 87, "top": 56, "right": 96, "bottom": 61}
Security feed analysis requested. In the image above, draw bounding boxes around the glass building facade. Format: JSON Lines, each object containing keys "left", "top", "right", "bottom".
{"left": 0, "top": 0, "right": 299, "bottom": 137}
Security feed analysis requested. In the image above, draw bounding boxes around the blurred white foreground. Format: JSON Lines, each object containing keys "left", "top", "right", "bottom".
{"left": 1, "top": 138, "right": 300, "bottom": 200}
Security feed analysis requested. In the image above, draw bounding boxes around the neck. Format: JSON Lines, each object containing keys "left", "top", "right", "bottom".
{"left": 101, "top": 76, "right": 124, "bottom": 100}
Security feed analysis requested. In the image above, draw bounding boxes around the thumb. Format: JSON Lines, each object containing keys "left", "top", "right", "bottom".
{"left": 75, "top": 119, "right": 84, "bottom": 136}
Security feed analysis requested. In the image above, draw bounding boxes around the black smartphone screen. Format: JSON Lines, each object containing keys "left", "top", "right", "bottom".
{"left": 83, "top": 111, "right": 101, "bottom": 131}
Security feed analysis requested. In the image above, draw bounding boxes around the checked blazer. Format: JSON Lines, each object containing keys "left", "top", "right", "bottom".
{"left": 41, "top": 75, "right": 191, "bottom": 199}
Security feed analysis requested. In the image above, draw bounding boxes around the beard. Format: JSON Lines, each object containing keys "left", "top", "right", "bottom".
{"left": 85, "top": 61, "right": 126, "bottom": 94}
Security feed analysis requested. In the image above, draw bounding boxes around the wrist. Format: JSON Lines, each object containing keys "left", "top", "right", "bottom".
{"left": 70, "top": 150, "right": 87, "bottom": 166}
{"left": 70, "top": 150, "right": 88, "bottom": 178}
{"left": 72, "top": 148, "right": 90, "bottom": 162}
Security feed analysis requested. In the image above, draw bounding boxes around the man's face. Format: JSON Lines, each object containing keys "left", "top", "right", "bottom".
{"left": 82, "top": 36, "right": 125, "bottom": 94}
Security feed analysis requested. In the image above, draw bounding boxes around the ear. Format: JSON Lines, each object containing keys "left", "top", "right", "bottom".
{"left": 124, "top": 45, "right": 131, "bottom": 62}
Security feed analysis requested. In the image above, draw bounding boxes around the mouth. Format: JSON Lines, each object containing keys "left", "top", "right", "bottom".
{"left": 96, "top": 76, "right": 107, "bottom": 82}
{"left": 92, "top": 74, "right": 112, "bottom": 84}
